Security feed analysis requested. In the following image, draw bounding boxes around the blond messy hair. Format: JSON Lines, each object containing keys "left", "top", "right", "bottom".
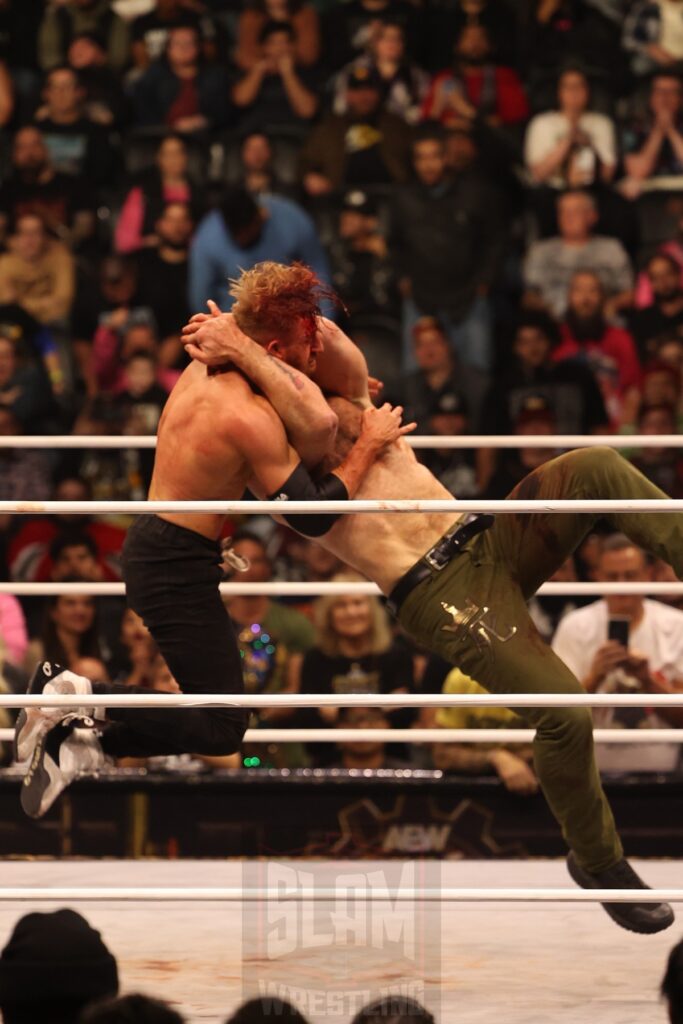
{"left": 229, "top": 261, "right": 335, "bottom": 345}
{"left": 313, "top": 572, "right": 393, "bottom": 657}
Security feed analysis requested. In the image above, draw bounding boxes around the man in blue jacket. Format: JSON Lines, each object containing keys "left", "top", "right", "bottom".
{"left": 189, "top": 187, "right": 330, "bottom": 312}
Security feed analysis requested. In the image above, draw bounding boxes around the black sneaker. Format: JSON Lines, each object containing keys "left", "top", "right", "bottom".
{"left": 20, "top": 721, "right": 105, "bottom": 819}
{"left": 567, "top": 852, "right": 675, "bottom": 934}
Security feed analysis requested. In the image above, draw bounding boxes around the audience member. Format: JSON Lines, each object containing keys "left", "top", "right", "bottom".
{"left": 225, "top": 997, "right": 310, "bottom": 1024}
{"left": 482, "top": 394, "right": 558, "bottom": 498}
{"left": 300, "top": 68, "right": 411, "bottom": 195}
{"left": 552, "top": 533, "right": 683, "bottom": 773}
{"left": 297, "top": 574, "right": 414, "bottom": 764}
{"left": 623, "top": 1, "right": 683, "bottom": 77}
{"left": 351, "top": 996, "right": 435, "bottom": 1024}
{"left": 322, "top": 0, "right": 420, "bottom": 72}
{"left": 0, "top": 407, "right": 51, "bottom": 503}
{"left": 0, "top": 591, "right": 28, "bottom": 672}
{"left": 524, "top": 190, "right": 633, "bottom": 319}
{"left": 553, "top": 271, "right": 641, "bottom": 428}
{"left": 235, "top": 0, "right": 320, "bottom": 71}
{"left": 391, "top": 128, "right": 505, "bottom": 371}
{"left": 189, "top": 187, "right": 329, "bottom": 312}
{"left": 133, "top": 25, "right": 230, "bottom": 133}
{"left": 136, "top": 202, "right": 194, "bottom": 358}
{"left": 630, "top": 253, "right": 683, "bottom": 360}
{"left": 0, "top": 212, "right": 75, "bottom": 327}
{"left": 330, "top": 706, "right": 411, "bottom": 769}
{"left": 0, "top": 909, "right": 118, "bottom": 1024}
{"left": 481, "top": 312, "right": 608, "bottom": 438}
{"left": 662, "top": 936, "right": 683, "bottom": 1024}
{"left": 478, "top": 311, "right": 608, "bottom": 492}
{"left": 67, "top": 30, "right": 128, "bottom": 127}
{"left": 8, "top": 477, "right": 125, "bottom": 582}
{"left": 0, "top": 332, "right": 54, "bottom": 431}
{"left": 33, "top": 65, "right": 116, "bottom": 185}
{"left": 109, "top": 607, "right": 156, "bottom": 688}
{"left": 223, "top": 530, "right": 315, "bottom": 722}
{"left": 25, "top": 589, "right": 108, "bottom": 678}
{"left": 130, "top": 0, "right": 217, "bottom": 71}
{"left": 81, "top": 993, "right": 185, "bottom": 1024}
{"left": 396, "top": 315, "right": 488, "bottom": 430}
{"left": 622, "top": 71, "right": 683, "bottom": 195}
{"left": 93, "top": 318, "right": 179, "bottom": 397}
{"left": 38, "top": 0, "right": 129, "bottom": 72}
{"left": 525, "top": 66, "right": 617, "bottom": 232}
{"left": 233, "top": 132, "right": 291, "bottom": 196}
{"left": 631, "top": 401, "right": 683, "bottom": 495}
{"left": 0, "top": 126, "right": 96, "bottom": 250}
{"left": 418, "top": 388, "right": 479, "bottom": 497}
{"left": 333, "top": 19, "right": 428, "bottom": 125}
{"left": 433, "top": 667, "right": 538, "bottom": 794}
{"left": 115, "top": 134, "right": 201, "bottom": 256}
{"left": 231, "top": 20, "right": 319, "bottom": 134}
{"left": 422, "top": 23, "right": 528, "bottom": 129}
{"left": 328, "top": 189, "right": 400, "bottom": 324}
{"left": 114, "top": 350, "right": 170, "bottom": 438}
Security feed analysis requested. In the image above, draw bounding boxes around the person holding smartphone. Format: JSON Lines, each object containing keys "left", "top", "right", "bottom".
{"left": 552, "top": 533, "right": 683, "bottom": 772}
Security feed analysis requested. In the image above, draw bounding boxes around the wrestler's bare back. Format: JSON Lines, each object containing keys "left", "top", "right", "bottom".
{"left": 317, "top": 399, "right": 461, "bottom": 594}
{"left": 149, "top": 361, "right": 260, "bottom": 540}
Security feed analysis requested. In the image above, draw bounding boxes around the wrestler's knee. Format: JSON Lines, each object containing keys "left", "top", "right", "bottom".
{"left": 201, "top": 711, "right": 248, "bottom": 756}
{"left": 564, "top": 445, "right": 622, "bottom": 481}
{"left": 535, "top": 706, "right": 594, "bottom": 755}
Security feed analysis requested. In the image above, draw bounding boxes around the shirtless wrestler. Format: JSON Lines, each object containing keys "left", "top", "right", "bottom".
{"left": 185, "top": 261, "right": 682, "bottom": 935}
{"left": 15, "top": 264, "right": 414, "bottom": 819}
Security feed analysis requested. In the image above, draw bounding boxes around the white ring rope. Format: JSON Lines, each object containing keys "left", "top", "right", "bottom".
{"left": 0, "top": 887, "right": 678, "bottom": 903}
{"left": 1, "top": 581, "right": 682, "bottom": 597}
{"left": 3, "top": 499, "right": 683, "bottom": 514}
{"left": 1, "top": 693, "right": 682, "bottom": 708}
{"left": 0, "top": 727, "right": 680, "bottom": 745}
{"left": 3, "top": 435, "right": 683, "bottom": 450}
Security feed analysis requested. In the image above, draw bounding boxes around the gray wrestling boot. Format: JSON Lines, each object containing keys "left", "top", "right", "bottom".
{"left": 567, "top": 852, "right": 675, "bottom": 934}
{"left": 14, "top": 661, "right": 97, "bottom": 764}
{"left": 21, "top": 720, "right": 105, "bottom": 819}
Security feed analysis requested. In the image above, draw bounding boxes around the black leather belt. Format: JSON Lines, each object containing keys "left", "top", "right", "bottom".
{"left": 386, "top": 513, "right": 495, "bottom": 617}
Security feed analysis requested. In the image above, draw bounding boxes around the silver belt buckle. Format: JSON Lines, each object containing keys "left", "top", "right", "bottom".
{"left": 424, "top": 545, "right": 449, "bottom": 571}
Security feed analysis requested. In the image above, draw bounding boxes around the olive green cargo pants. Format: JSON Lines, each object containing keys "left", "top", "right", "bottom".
{"left": 398, "top": 447, "right": 683, "bottom": 872}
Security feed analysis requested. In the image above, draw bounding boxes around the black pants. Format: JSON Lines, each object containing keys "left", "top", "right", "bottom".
{"left": 97, "top": 515, "right": 247, "bottom": 758}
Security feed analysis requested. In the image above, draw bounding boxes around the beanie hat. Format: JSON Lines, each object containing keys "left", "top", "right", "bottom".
{"left": 0, "top": 909, "right": 119, "bottom": 1005}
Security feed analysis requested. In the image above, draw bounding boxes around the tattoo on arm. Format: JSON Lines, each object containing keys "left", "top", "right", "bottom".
{"left": 269, "top": 356, "right": 305, "bottom": 391}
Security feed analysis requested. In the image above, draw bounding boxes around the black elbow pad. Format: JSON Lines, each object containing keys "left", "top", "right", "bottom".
{"left": 269, "top": 462, "right": 349, "bottom": 537}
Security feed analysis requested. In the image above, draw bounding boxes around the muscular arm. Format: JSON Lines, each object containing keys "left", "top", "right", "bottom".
{"left": 236, "top": 397, "right": 410, "bottom": 535}
{"left": 312, "top": 318, "right": 371, "bottom": 407}
{"left": 185, "top": 310, "right": 338, "bottom": 467}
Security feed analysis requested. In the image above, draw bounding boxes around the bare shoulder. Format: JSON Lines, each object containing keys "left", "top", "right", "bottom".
{"left": 218, "top": 380, "right": 285, "bottom": 438}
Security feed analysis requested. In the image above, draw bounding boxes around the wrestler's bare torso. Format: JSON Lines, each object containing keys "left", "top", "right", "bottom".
{"left": 149, "top": 361, "right": 264, "bottom": 540}
{"left": 317, "top": 399, "right": 461, "bottom": 594}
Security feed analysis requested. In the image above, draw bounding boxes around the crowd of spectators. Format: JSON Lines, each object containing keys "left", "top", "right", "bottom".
{"left": 1, "top": 0, "right": 683, "bottom": 781}
{"left": 0, "top": 904, "right": 680, "bottom": 1022}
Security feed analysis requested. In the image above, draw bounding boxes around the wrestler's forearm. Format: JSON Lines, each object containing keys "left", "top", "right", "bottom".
{"left": 332, "top": 433, "right": 384, "bottom": 497}
{"left": 236, "top": 344, "right": 338, "bottom": 466}
{"left": 312, "top": 320, "right": 370, "bottom": 406}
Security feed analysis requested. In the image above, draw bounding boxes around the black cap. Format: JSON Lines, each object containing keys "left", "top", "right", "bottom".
{"left": 341, "top": 189, "right": 376, "bottom": 215}
{"left": 0, "top": 909, "right": 119, "bottom": 1006}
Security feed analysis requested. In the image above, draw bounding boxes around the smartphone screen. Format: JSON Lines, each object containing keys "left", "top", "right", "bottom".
{"left": 608, "top": 617, "right": 630, "bottom": 648}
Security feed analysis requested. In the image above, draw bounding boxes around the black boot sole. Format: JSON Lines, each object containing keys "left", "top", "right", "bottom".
{"left": 567, "top": 853, "right": 675, "bottom": 935}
